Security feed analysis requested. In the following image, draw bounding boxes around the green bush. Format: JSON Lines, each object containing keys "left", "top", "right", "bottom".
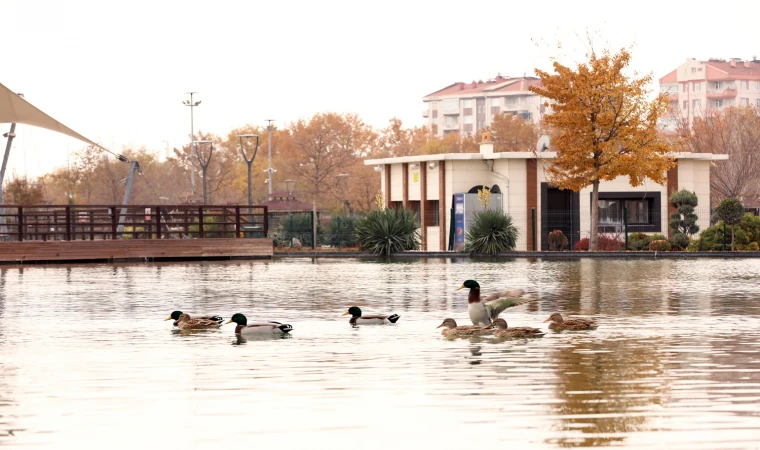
{"left": 669, "top": 233, "right": 690, "bottom": 250}
{"left": 668, "top": 190, "right": 699, "bottom": 244}
{"left": 465, "top": 209, "right": 519, "bottom": 255}
{"left": 628, "top": 232, "right": 666, "bottom": 251}
{"left": 355, "top": 207, "right": 420, "bottom": 256}
{"left": 715, "top": 198, "right": 745, "bottom": 251}
{"left": 547, "top": 229, "right": 568, "bottom": 251}
{"left": 326, "top": 216, "right": 359, "bottom": 247}
{"left": 281, "top": 213, "right": 322, "bottom": 248}
{"left": 648, "top": 239, "right": 671, "bottom": 251}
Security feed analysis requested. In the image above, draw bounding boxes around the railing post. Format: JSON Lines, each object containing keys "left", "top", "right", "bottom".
{"left": 65, "top": 206, "right": 71, "bottom": 241}
{"left": 623, "top": 206, "right": 628, "bottom": 250}
{"left": 531, "top": 207, "right": 536, "bottom": 251}
{"left": 723, "top": 222, "right": 727, "bottom": 251}
{"left": 262, "top": 206, "right": 268, "bottom": 238}
{"left": 198, "top": 206, "right": 204, "bottom": 238}
{"left": 111, "top": 207, "right": 118, "bottom": 240}
{"left": 17, "top": 207, "right": 23, "bottom": 242}
{"left": 235, "top": 207, "right": 240, "bottom": 238}
{"left": 155, "top": 206, "right": 161, "bottom": 239}
{"left": 89, "top": 210, "right": 95, "bottom": 241}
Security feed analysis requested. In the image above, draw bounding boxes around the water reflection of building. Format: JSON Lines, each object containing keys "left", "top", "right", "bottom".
{"left": 546, "top": 337, "right": 670, "bottom": 447}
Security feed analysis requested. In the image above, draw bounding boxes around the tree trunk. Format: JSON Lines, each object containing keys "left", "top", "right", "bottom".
{"left": 731, "top": 226, "right": 735, "bottom": 252}
{"left": 590, "top": 180, "right": 600, "bottom": 251}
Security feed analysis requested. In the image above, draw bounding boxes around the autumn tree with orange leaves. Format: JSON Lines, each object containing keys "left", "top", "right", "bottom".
{"left": 530, "top": 47, "right": 675, "bottom": 251}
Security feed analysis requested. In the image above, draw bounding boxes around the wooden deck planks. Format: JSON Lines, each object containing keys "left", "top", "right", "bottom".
{"left": 0, "top": 238, "right": 273, "bottom": 263}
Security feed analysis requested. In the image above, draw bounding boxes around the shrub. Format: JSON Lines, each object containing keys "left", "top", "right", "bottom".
{"left": 281, "top": 213, "right": 322, "bottom": 248}
{"left": 715, "top": 198, "right": 745, "bottom": 251}
{"left": 326, "top": 216, "right": 359, "bottom": 247}
{"left": 355, "top": 207, "right": 420, "bottom": 256}
{"left": 465, "top": 209, "right": 519, "bottom": 255}
{"left": 573, "top": 234, "right": 624, "bottom": 251}
{"left": 748, "top": 241, "right": 760, "bottom": 251}
{"left": 648, "top": 239, "right": 672, "bottom": 251}
{"left": 547, "top": 229, "right": 569, "bottom": 251}
{"left": 668, "top": 189, "right": 700, "bottom": 240}
{"left": 669, "top": 233, "right": 690, "bottom": 251}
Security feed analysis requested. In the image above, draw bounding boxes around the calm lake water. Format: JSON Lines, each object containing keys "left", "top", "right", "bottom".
{"left": 1, "top": 257, "right": 759, "bottom": 449}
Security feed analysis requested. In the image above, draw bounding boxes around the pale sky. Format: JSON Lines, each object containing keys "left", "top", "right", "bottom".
{"left": 2, "top": 0, "right": 759, "bottom": 179}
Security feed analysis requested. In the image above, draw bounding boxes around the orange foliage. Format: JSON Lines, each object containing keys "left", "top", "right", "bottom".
{"left": 530, "top": 47, "right": 675, "bottom": 250}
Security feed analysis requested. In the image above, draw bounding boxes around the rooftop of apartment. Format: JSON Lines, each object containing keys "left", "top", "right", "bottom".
{"left": 423, "top": 75, "right": 542, "bottom": 100}
{"left": 660, "top": 57, "right": 760, "bottom": 83}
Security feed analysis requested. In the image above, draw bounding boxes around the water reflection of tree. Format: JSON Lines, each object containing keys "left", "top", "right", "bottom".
{"left": 546, "top": 337, "right": 669, "bottom": 447}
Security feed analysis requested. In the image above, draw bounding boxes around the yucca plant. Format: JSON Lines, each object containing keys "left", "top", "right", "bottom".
{"left": 355, "top": 207, "right": 420, "bottom": 256}
{"left": 465, "top": 209, "right": 518, "bottom": 255}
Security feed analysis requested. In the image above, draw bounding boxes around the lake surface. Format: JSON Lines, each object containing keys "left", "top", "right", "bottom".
{"left": 1, "top": 257, "right": 759, "bottom": 449}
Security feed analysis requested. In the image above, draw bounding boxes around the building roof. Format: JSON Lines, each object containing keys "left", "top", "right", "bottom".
{"left": 423, "top": 76, "right": 542, "bottom": 99}
{"left": 660, "top": 59, "right": 760, "bottom": 83}
{"left": 364, "top": 151, "right": 728, "bottom": 165}
{"left": 659, "top": 69, "right": 677, "bottom": 83}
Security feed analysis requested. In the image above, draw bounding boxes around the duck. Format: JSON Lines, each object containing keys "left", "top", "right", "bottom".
{"left": 342, "top": 306, "right": 400, "bottom": 325}
{"left": 226, "top": 313, "right": 293, "bottom": 335}
{"left": 486, "top": 318, "right": 544, "bottom": 338}
{"left": 437, "top": 318, "right": 494, "bottom": 337}
{"left": 172, "top": 313, "right": 223, "bottom": 330}
{"left": 165, "top": 310, "right": 223, "bottom": 327}
{"left": 457, "top": 280, "right": 536, "bottom": 326}
{"left": 544, "top": 312, "right": 598, "bottom": 330}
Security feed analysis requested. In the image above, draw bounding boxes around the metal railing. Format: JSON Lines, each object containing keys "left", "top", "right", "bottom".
{"left": 0, "top": 204, "right": 268, "bottom": 241}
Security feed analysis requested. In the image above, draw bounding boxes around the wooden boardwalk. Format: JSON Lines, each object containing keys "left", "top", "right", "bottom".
{"left": 0, "top": 238, "right": 273, "bottom": 264}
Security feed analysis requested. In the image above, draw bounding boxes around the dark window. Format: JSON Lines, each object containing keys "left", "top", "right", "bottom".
{"left": 425, "top": 200, "right": 440, "bottom": 226}
{"left": 592, "top": 192, "right": 661, "bottom": 233}
{"left": 408, "top": 201, "right": 420, "bottom": 216}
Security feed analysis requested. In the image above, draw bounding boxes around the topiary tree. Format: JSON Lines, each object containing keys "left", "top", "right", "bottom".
{"left": 714, "top": 198, "right": 745, "bottom": 251}
{"left": 668, "top": 189, "right": 699, "bottom": 250}
{"left": 355, "top": 207, "right": 420, "bottom": 256}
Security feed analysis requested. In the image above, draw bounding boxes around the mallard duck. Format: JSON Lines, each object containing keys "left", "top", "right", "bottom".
{"left": 342, "top": 306, "right": 400, "bottom": 325}
{"left": 437, "top": 318, "right": 494, "bottom": 336}
{"left": 457, "top": 280, "right": 535, "bottom": 326}
{"left": 226, "top": 313, "right": 293, "bottom": 335}
{"left": 165, "top": 310, "right": 223, "bottom": 327}
{"left": 486, "top": 318, "right": 544, "bottom": 338}
{"left": 544, "top": 312, "right": 598, "bottom": 330}
{"left": 172, "top": 313, "right": 223, "bottom": 330}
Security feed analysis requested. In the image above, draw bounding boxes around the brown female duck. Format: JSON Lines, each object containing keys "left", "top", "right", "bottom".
{"left": 437, "top": 318, "right": 494, "bottom": 337}
{"left": 544, "top": 312, "right": 597, "bottom": 330}
{"left": 486, "top": 318, "right": 544, "bottom": 338}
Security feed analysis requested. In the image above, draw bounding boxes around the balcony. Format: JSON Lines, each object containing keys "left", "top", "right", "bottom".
{"left": 668, "top": 94, "right": 678, "bottom": 103}
{"left": 443, "top": 121, "right": 459, "bottom": 130}
{"left": 442, "top": 109, "right": 460, "bottom": 116}
{"left": 706, "top": 88, "right": 737, "bottom": 100}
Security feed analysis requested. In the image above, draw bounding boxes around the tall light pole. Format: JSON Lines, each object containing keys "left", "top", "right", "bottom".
{"left": 183, "top": 92, "right": 201, "bottom": 195}
{"left": 238, "top": 134, "right": 260, "bottom": 206}
{"left": 266, "top": 119, "right": 275, "bottom": 201}
{"left": 285, "top": 179, "right": 296, "bottom": 247}
{"left": 194, "top": 140, "right": 214, "bottom": 204}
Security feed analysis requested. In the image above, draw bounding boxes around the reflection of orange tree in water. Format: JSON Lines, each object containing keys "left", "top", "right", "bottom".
{"left": 545, "top": 338, "right": 669, "bottom": 448}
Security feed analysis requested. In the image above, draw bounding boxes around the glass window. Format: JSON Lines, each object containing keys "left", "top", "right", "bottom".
{"left": 490, "top": 98, "right": 501, "bottom": 107}
{"left": 682, "top": 83, "right": 688, "bottom": 92}
{"left": 463, "top": 115, "right": 474, "bottom": 124}
{"left": 693, "top": 81, "right": 701, "bottom": 91}
{"left": 740, "top": 80, "right": 749, "bottom": 90}
{"left": 693, "top": 99, "right": 701, "bottom": 110}
{"left": 598, "top": 199, "right": 649, "bottom": 225}
{"left": 443, "top": 99, "right": 459, "bottom": 112}
{"left": 462, "top": 99, "right": 473, "bottom": 108}
{"left": 682, "top": 100, "right": 688, "bottom": 110}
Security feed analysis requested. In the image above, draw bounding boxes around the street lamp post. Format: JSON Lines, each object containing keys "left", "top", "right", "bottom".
{"left": 336, "top": 173, "right": 349, "bottom": 250}
{"left": 183, "top": 93, "right": 201, "bottom": 195}
{"left": 194, "top": 140, "right": 214, "bottom": 204}
{"left": 238, "top": 134, "right": 260, "bottom": 206}
{"left": 266, "top": 119, "right": 275, "bottom": 201}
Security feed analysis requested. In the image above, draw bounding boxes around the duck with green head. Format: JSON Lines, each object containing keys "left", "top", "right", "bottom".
{"left": 342, "top": 306, "right": 400, "bottom": 325}
{"left": 457, "top": 280, "right": 534, "bottom": 326}
{"left": 226, "top": 313, "right": 293, "bottom": 335}
{"left": 486, "top": 318, "right": 544, "bottom": 338}
{"left": 436, "top": 318, "right": 493, "bottom": 337}
{"left": 165, "top": 311, "right": 224, "bottom": 327}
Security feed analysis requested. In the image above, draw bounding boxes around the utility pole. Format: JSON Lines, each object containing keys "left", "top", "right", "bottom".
{"left": 116, "top": 160, "right": 140, "bottom": 237}
{"left": 0, "top": 93, "right": 22, "bottom": 236}
{"left": 183, "top": 92, "right": 201, "bottom": 195}
{"left": 266, "top": 119, "right": 275, "bottom": 201}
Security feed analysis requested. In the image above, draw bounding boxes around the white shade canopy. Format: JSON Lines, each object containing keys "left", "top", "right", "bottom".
{"left": 0, "top": 81, "right": 100, "bottom": 148}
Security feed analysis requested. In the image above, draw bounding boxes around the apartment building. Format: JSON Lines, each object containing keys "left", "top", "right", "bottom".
{"left": 659, "top": 57, "right": 760, "bottom": 130}
{"left": 422, "top": 75, "right": 545, "bottom": 138}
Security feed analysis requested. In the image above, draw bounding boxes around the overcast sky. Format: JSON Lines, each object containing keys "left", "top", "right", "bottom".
{"left": 2, "top": 0, "right": 759, "bottom": 179}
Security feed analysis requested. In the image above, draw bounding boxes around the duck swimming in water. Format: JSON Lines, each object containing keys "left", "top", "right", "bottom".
{"left": 342, "top": 306, "right": 400, "bottom": 325}
{"left": 457, "top": 280, "right": 536, "bottom": 326}
{"left": 172, "top": 313, "right": 223, "bottom": 330}
{"left": 165, "top": 310, "right": 223, "bottom": 327}
{"left": 544, "top": 312, "right": 597, "bottom": 330}
{"left": 486, "top": 318, "right": 544, "bottom": 338}
{"left": 226, "top": 313, "right": 293, "bottom": 335}
{"left": 437, "top": 318, "right": 494, "bottom": 337}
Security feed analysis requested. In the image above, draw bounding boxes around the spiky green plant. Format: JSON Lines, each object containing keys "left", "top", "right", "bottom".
{"left": 355, "top": 207, "right": 420, "bottom": 256}
{"left": 465, "top": 209, "right": 518, "bottom": 255}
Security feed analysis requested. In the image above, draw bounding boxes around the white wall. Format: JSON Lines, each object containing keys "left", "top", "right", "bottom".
{"left": 676, "top": 159, "right": 712, "bottom": 235}
{"left": 390, "top": 164, "right": 403, "bottom": 202}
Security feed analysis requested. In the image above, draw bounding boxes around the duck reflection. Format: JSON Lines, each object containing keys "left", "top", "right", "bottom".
{"left": 545, "top": 337, "right": 668, "bottom": 447}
